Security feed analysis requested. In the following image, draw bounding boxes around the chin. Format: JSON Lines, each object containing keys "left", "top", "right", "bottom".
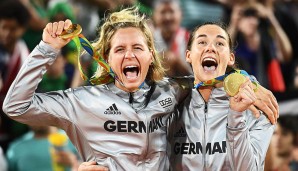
{"left": 123, "top": 81, "right": 143, "bottom": 92}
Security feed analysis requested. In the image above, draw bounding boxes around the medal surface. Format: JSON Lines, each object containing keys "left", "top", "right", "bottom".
{"left": 59, "top": 24, "right": 82, "bottom": 39}
{"left": 223, "top": 73, "right": 246, "bottom": 96}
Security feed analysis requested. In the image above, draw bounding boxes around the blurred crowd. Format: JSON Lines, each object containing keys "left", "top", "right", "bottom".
{"left": 0, "top": 0, "right": 298, "bottom": 170}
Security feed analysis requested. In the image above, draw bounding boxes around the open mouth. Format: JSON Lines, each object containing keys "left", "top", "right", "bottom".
{"left": 202, "top": 57, "right": 218, "bottom": 72}
{"left": 123, "top": 65, "right": 140, "bottom": 79}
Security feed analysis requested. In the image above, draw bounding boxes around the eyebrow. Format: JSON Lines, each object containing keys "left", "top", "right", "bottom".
{"left": 197, "top": 34, "right": 227, "bottom": 40}
{"left": 113, "top": 43, "right": 144, "bottom": 49}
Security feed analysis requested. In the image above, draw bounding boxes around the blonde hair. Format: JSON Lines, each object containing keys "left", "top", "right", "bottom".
{"left": 92, "top": 7, "right": 165, "bottom": 83}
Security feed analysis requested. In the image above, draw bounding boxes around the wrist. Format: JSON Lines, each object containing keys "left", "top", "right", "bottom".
{"left": 227, "top": 109, "right": 246, "bottom": 128}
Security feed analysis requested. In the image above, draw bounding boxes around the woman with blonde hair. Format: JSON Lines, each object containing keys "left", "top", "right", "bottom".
{"left": 2, "top": 7, "right": 189, "bottom": 170}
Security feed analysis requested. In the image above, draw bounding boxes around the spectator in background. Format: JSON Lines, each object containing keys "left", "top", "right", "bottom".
{"left": 258, "top": 0, "right": 298, "bottom": 90}
{"left": 47, "top": 1, "right": 78, "bottom": 89}
{"left": 37, "top": 47, "right": 74, "bottom": 92}
{"left": 152, "top": 0, "right": 193, "bottom": 77}
{"left": 20, "top": 0, "right": 49, "bottom": 51}
{"left": 228, "top": 2, "right": 292, "bottom": 91}
{"left": 265, "top": 115, "right": 298, "bottom": 171}
{"left": 48, "top": 1, "right": 76, "bottom": 23}
{"left": 6, "top": 126, "right": 80, "bottom": 171}
{"left": 66, "top": 0, "right": 118, "bottom": 40}
{"left": 0, "top": 0, "right": 31, "bottom": 152}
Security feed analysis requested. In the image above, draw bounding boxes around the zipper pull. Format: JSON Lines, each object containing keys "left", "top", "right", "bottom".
{"left": 129, "top": 92, "right": 133, "bottom": 104}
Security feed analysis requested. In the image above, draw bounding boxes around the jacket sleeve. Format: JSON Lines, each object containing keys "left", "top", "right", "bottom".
{"left": 2, "top": 41, "right": 73, "bottom": 129}
{"left": 226, "top": 109, "right": 275, "bottom": 171}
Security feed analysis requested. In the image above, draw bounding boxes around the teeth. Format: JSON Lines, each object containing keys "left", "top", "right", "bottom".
{"left": 125, "top": 65, "right": 137, "bottom": 68}
{"left": 203, "top": 57, "right": 216, "bottom": 62}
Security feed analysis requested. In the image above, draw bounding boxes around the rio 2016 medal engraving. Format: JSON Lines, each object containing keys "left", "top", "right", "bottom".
{"left": 223, "top": 73, "right": 246, "bottom": 97}
{"left": 59, "top": 24, "right": 82, "bottom": 39}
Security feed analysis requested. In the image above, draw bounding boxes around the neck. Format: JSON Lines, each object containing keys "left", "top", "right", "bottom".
{"left": 161, "top": 30, "right": 175, "bottom": 43}
{"left": 275, "top": 155, "right": 293, "bottom": 171}
{"left": 115, "top": 81, "right": 139, "bottom": 93}
{"left": 198, "top": 86, "right": 213, "bottom": 102}
{"left": 2, "top": 43, "right": 15, "bottom": 54}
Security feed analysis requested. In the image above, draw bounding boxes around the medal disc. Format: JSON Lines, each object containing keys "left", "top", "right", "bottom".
{"left": 223, "top": 73, "right": 246, "bottom": 96}
{"left": 59, "top": 24, "right": 82, "bottom": 39}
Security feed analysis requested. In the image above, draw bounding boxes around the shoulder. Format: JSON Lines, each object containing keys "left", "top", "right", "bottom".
{"left": 156, "top": 76, "right": 193, "bottom": 90}
{"left": 64, "top": 84, "right": 110, "bottom": 95}
{"left": 155, "top": 77, "right": 192, "bottom": 102}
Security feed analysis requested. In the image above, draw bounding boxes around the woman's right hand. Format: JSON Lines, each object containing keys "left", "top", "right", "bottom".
{"left": 42, "top": 19, "right": 72, "bottom": 50}
{"left": 229, "top": 78, "right": 257, "bottom": 113}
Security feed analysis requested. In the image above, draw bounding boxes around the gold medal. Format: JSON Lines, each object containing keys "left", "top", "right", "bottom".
{"left": 59, "top": 24, "right": 82, "bottom": 39}
{"left": 223, "top": 73, "right": 246, "bottom": 96}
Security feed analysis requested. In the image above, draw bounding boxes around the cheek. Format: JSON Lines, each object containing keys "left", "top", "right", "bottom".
{"left": 142, "top": 58, "right": 152, "bottom": 70}
{"left": 15, "top": 28, "right": 25, "bottom": 37}
{"left": 108, "top": 56, "right": 120, "bottom": 69}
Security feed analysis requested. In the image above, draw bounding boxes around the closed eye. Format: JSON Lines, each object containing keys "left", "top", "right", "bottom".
{"left": 134, "top": 47, "right": 143, "bottom": 51}
{"left": 115, "top": 48, "right": 124, "bottom": 53}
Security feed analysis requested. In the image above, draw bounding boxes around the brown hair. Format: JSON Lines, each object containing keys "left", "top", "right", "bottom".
{"left": 187, "top": 22, "right": 238, "bottom": 72}
{"left": 187, "top": 21, "right": 234, "bottom": 52}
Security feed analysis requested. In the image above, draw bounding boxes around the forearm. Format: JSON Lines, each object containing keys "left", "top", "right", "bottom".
{"left": 226, "top": 109, "right": 274, "bottom": 171}
{"left": 227, "top": 110, "right": 257, "bottom": 171}
{"left": 20, "top": 0, "right": 48, "bottom": 31}
{"left": 2, "top": 41, "right": 58, "bottom": 116}
{"left": 268, "top": 14, "right": 292, "bottom": 62}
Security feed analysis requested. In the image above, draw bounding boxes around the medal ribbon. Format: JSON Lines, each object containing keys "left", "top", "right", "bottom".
{"left": 72, "top": 34, "right": 116, "bottom": 85}
{"left": 194, "top": 69, "right": 251, "bottom": 89}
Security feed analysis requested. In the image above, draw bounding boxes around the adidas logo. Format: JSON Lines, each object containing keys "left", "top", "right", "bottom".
{"left": 174, "top": 127, "right": 187, "bottom": 137}
{"left": 104, "top": 103, "right": 121, "bottom": 115}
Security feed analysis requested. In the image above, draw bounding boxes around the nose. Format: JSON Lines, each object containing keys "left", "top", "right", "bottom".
{"left": 164, "top": 12, "right": 173, "bottom": 21}
{"left": 124, "top": 50, "right": 136, "bottom": 58}
{"left": 205, "top": 42, "right": 216, "bottom": 53}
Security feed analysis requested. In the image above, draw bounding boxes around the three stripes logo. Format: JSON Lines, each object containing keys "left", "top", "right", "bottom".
{"left": 104, "top": 103, "right": 121, "bottom": 115}
{"left": 174, "top": 127, "right": 187, "bottom": 137}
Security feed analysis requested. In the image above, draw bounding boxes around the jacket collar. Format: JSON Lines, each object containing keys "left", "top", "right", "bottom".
{"left": 192, "top": 87, "right": 229, "bottom": 106}
{"left": 106, "top": 82, "right": 152, "bottom": 111}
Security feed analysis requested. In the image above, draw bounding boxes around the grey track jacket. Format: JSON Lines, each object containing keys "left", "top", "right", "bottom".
{"left": 168, "top": 88, "right": 275, "bottom": 171}
{"left": 3, "top": 41, "right": 274, "bottom": 171}
{"left": 2, "top": 41, "right": 190, "bottom": 171}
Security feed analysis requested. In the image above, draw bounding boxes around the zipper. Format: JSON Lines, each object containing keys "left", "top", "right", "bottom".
{"left": 129, "top": 92, "right": 133, "bottom": 106}
{"left": 198, "top": 90, "right": 208, "bottom": 171}
{"left": 203, "top": 103, "right": 208, "bottom": 171}
{"left": 142, "top": 111, "right": 149, "bottom": 170}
